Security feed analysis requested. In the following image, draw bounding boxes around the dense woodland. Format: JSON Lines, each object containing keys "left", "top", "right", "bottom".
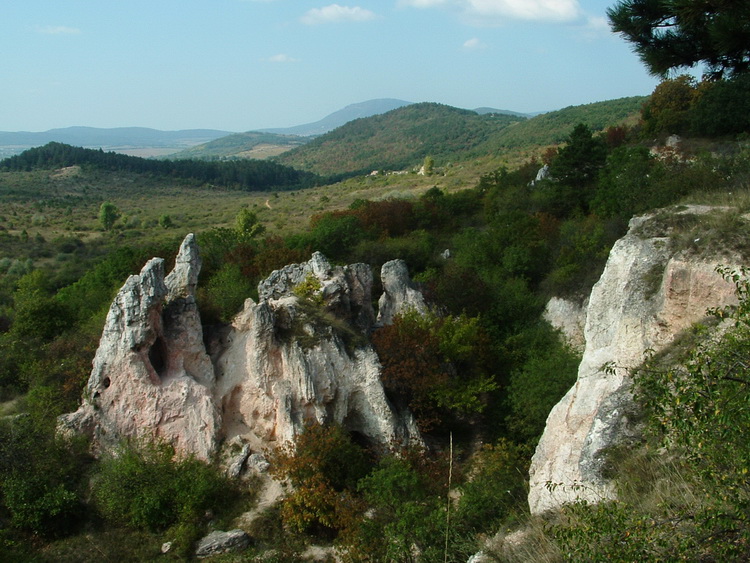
{"left": 0, "top": 142, "right": 320, "bottom": 192}
{"left": 1, "top": 23, "right": 750, "bottom": 559}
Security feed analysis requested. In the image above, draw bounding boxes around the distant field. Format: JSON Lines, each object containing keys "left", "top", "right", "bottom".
{"left": 0, "top": 164, "right": 451, "bottom": 260}
{"left": 111, "top": 147, "right": 184, "bottom": 158}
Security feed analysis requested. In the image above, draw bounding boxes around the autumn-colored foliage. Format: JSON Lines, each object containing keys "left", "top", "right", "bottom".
{"left": 268, "top": 423, "right": 370, "bottom": 536}
{"left": 372, "top": 310, "right": 496, "bottom": 431}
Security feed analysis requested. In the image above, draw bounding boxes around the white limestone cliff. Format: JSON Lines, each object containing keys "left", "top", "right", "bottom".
{"left": 213, "top": 252, "right": 420, "bottom": 451}
{"left": 528, "top": 207, "right": 743, "bottom": 514}
{"left": 59, "top": 241, "right": 421, "bottom": 460}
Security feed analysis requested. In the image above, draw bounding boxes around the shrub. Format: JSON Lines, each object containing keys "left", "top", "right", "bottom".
{"left": 642, "top": 75, "right": 696, "bottom": 136}
{"left": 269, "top": 423, "right": 370, "bottom": 537}
{"left": 93, "top": 441, "right": 233, "bottom": 532}
{"left": 308, "top": 212, "right": 367, "bottom": 260}
{"left": 455, "top": 439, "right": 529, "bottom": 533}
{"left": 199, "top": 262, "right": 253, "bottom": 323}
{"left": 593, "top": 145, "right": 666, "bottom": 219}
{"left": 0, "top": 416, "right": 90, "bottom": 537}
{"left": 504, "top": 324, "right": 580, "bottom": 442}
{"left": 690, "top": 75, "right": 750, "bottom": 137}
{"left": 352, "top": 455, "right": 447, "bottom": 562}
{"left": 372, "top": 310, "right": 497, "bottom": 431}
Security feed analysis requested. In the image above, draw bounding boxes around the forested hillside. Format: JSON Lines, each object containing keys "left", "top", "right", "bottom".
{"left": 274, "top": 97, "right": 646, "bottom": 178}
{"left": 275, "top": 102, "right": 523, "bottom": 177}
{"left": 0, "top": 142, "right": 320, "bottom": 191}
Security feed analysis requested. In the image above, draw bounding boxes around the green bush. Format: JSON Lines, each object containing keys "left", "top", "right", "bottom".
{"left": 93, "top": 441, "right": 232, "bottom": 532}
{"left": 308, "top": 212, "right": 367, "bottom": 260}
{"left": 593, "top": 145, "right": 666, "bottom": 219}
{"left": 353, "top": 455, "right": 447, "bottom": 562}
{"left": 504, "top": 324, "right": 580, "bottom": 442}
{"left": 269, "top": 423, "right": 370, "bottom": 537}
{"left": 455, "top": 439, "right": 529, "bottom": 533}
{"left": 199, "top": 262, "right": 253, "bottom": 323}
{"left": 0, "top": 416, "right": 90, "bottom": 537}
{"left": 690, "top": 75, "right": 750, "bottom": 137}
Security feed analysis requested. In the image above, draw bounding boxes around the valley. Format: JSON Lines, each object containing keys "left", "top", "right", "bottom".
{"left": 1, "top": 76, "right": 750, "bottom": 561}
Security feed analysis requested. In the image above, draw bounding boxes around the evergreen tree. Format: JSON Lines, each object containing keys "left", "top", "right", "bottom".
{"left": 608, "top": 0, "right": 750, "bottom": 79}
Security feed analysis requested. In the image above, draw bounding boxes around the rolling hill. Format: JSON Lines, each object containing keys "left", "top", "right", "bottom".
{"left": 272, "top": 97, "right": 646, "bottom": 177}
{"left": 274, "top": 102, "right": 524, "bottom": 177}
{"left": 167, "top": 131, "right": 308, "bottom": 160}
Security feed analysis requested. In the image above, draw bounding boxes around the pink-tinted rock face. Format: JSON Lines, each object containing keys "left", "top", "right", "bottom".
{"left": 59, "top": 243, "right": 422, "bottom": 460}
{"left": 528, "top": 208, "right": 741, "bottom": 515}
{"left": 58, "top": 235, "right": 220, "bottom": 460}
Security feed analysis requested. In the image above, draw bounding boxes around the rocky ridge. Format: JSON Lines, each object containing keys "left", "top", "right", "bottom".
{"left": 59, "top": 240, "right": 423, "bottom": 460}
{"left": 528, "top": 207, "right": 744, "bottom": 514}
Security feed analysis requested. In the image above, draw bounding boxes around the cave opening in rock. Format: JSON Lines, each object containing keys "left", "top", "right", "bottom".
{"left": 348, "top": 429, "right": 373, "bottom": 450}
{"left": 148, "top": 336, "right": 168, "bottom": 378}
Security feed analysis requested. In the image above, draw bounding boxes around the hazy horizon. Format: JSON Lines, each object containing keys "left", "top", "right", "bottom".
{"left": 3, "top": 1, "right": 658, "bottom": 132}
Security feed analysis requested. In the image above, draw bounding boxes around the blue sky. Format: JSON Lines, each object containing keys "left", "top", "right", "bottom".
{"left": 2, "top": 0, "right": 659, "bottom": 132}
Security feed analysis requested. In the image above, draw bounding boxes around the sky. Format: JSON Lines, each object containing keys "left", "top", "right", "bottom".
{"left": 1, "top": 0, "right": 661, "bottom": 133}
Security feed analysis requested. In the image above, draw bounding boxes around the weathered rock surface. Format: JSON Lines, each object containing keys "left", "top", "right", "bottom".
{"left": 195, "top": 529, "right": 251, "bottom": 558}
{"left": 528, "top": 208, "right": 742, "bottom": 514}
{"left": 59, "top": 242, "right": 421, "bottom": 460}
{"left": 58, "top": 234, "right": 220, "bottom": 460}
{"left": 376, "top": 258, "right": 427, "bottom": 326}
{"left": 214, "top": 252, "right": 420, "bottom": 450}
{"left": 543, "top": 296, "right": 587, "bottom": 353}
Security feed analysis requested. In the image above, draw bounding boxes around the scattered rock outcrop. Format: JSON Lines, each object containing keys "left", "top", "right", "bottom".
{"left": 528, "top": 208, "right": 742, "bottom": 514}
{"left": 376, "top": 258, "right": 427, "bottom": 326}
{"left": 195, "top": 529, "right": 251, "bottom": 558}
{"left": 59, "top": 241, "right": 422, "bottom": 460}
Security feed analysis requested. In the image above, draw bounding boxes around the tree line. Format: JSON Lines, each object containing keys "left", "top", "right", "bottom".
{"left": 0, "top": 142, "right": 321, "bottom": 191}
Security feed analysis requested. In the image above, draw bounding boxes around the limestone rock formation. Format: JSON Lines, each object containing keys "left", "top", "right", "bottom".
{"left": 195, "top": 529, "right": 251, "bottom": 558}
{"left": 543, "top": 296, "right": 587, "bottom": 353}
{"left": 214, "top": 252, "right": 420, "bottom": 450}
{"left": 376, "top": 258, "right": 427, "bottom": 326}
{"left": 528, "top": 208, "right": 742, "bottom": 514}
{"left": 59, "top": 241, "right": 421, "bottom": 460}
{"left": 58, "top": 234, "right": 220, "bottom": 460}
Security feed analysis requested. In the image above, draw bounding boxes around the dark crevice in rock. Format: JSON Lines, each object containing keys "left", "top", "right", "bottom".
{"left": 148, "top": 336, "right": 168, "bottom": 379}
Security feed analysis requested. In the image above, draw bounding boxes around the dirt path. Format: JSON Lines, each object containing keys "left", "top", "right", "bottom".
{"left": 235, "top": 473, "right": 284, "bottom": 528}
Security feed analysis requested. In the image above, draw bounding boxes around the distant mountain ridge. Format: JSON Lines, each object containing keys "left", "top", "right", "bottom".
{"left": 0, "top": 99, "right": 536, "bottom": 159}
{"left": 0, "top": 127, "right": 232, "bottom": 149}
{"left": 261, "top": 99, "right": 414, "bottom": 137}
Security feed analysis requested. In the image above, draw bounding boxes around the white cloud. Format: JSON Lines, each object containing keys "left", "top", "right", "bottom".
{"left": 35, "top": 25, "right": 81, "bottom": 35}
{"left": 466, "top": 0, "right": 581, "bottom": 21}
{"left": 577, "top": 15, "right": 611, "bottom": 39}
{"left": 267, "top": 53, "right": 299, "bottom": 63}
{"left": 301, "top": 4, "right": 377, "bottom": 25}
{"left": 401, "top": 0, "right": 582, "bottom": 23}
{"left": 462, "top": 37, "right": 486, "bottom": 50}
{"left": 399, "top": 0, "right": 449, "bottom": 6}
